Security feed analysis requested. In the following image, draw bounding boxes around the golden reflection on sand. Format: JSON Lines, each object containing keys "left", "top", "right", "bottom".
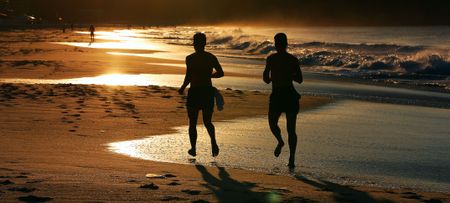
{"left": 55, "top": 30, "right": 162, "bottom": 51}
{"left": 55, "top": 41, "right": 160, "bottom": 51}
{"left": 72, "top": 74, "right": 154, "bottom": 86}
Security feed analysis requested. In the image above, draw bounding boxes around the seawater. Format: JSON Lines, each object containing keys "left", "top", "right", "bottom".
{"left": 109, "top": 100, "right": 450, "bottom": 193}
{"left": 1, "top": 73, "right": 449, "bottom": 108}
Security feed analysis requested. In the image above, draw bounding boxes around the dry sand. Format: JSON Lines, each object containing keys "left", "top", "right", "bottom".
{"left": 1, "top": 28, "right": 449, "bottom": 202}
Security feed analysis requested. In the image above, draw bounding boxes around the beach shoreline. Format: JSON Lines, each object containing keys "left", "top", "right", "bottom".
{"left": 1, "top": 27, "right": 449, "bottom": 202}
{"left": 1, "top": 83, "right": 449, "bottom": 202}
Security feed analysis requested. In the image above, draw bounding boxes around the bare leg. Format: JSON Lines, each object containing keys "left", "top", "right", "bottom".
{"left": 203, "top": 108, "right": 219, "bottom": 157}
{"left": 187, "top": 108, "right": 199, "bottom": 156}
{"left": 286, "top": 112, "right": 298, "bottom": 168}
{"left": 269, "top": 110, "right": 284, "bottom": 157}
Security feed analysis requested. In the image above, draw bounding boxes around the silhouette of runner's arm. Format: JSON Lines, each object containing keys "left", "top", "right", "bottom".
{"left": 178, "top": 58, "right": 192, "bottom": 94}
{"left": 211, "top": 56, "right": 224, "bottom": 78}
{"left": 293, "top": 59, "right": 303, "bottom": 84}
{"left": 263, "top": 59, "right": 272, "bottom": 84}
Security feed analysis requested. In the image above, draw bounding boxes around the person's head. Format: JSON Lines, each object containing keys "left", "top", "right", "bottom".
{"left": 274, "top": 33, "right": 288, "bottom": 52}
{"left": 193, "top": 32, "right": 206, "bottom": 52}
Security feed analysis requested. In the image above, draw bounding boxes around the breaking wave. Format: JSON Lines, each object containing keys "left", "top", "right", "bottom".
{"left": 147, "top": 28, "right": 450, "bottom": 90}
{"left": 205, "top": 35, "right": 450, "bottom": 77}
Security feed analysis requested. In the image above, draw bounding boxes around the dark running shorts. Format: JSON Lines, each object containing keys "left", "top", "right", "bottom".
{"left": 187, "top": 86, "right": 214, "bottom": 111}
{"left": 269, "top": 86, "right": 301, "bottom": 114}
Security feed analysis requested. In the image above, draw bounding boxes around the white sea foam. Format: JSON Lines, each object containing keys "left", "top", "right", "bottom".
{"left": 109, "top": 100, "right": 450, "bottom": 193}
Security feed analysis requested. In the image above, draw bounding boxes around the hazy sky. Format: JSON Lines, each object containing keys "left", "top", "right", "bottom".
{"left": 12, "top": 0, "right": 450, "bottom": 25}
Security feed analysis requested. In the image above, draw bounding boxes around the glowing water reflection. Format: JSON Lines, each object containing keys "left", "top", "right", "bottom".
{"left": 109, "top": 101, "right": 450, "bottom": 192}
{"left": 56, "top": 42, "right": 161, "bottom": 51}
{"left": 56, "top": 30, "right": 167, "bottom": 51}
{"left": 0, "top": 73, "right": 449, "bottom": 106}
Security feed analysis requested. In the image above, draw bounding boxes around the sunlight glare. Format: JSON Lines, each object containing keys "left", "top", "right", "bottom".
{"left": 57, "top": 30, "right": 161, "bottom": 50}
{"left": 74, "top": 74, "right": 152, "bottom": 86}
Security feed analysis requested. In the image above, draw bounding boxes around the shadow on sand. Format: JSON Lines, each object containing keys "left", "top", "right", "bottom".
{"left": 294, "top": 175, "right": 394, "bottom": 203}
{"left": 195, "top": 165, "right": 271, "bottom": 202}
{"left": 195, "top": 163, "right": 395, "bottom": 203}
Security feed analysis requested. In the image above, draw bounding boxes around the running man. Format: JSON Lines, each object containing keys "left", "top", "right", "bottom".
{"left": 263, "top": 33, "right": 303, "bottom": 168}
{"left": 178, "top": 33, "right": 224, "bottom": 157}
{"left": 89, "top": 25, "right": 95, "bottom": 42}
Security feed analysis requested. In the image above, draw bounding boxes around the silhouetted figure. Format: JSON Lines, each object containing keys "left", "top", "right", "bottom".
{"left": 70, "top": 23, "right": 74, "bottom": 31}
{"left": 62, "top": 24, "right": 66, "bottom": 33}
{"left": 263, "top": 33, "right": 303, "bottom": 168}
{"left": 89, "top": 25, "right": 95, "bottom": 42}
{"left": 178, "top": 33, "right": 224, "bottom": 157}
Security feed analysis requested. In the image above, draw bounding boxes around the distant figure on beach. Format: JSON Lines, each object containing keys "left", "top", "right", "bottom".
{"left": 89, "top": 25, "right": 95, "bottom": 42}
{"left": 263, "top": 33, "right": 303, "bottom": 168}
{"left": 70, "top": 23, "right": 74, "bottom": 31}
{"left": 178, "top": 33, "right": 224, "bottom": 157}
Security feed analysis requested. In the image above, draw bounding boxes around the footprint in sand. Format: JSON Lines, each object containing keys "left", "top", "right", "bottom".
{"left": 164, "top": 174, "right": 177, "bottom": 178}
{"left": 139, "top": 183, "right": 159, "bottom": 190}
{"left": 57, "top": 104, "right": 68, "bottom": 109}
{"left": 0, "top": 176, "right": 12, "bottom": 178}
{"left": 181, "top": 189, "right": 201, "bottom": 195}
{"left": 0, "top": 180, "right": 14, "bottom": 185}
{"left": 15, "top": 175, "right": 28, "bottom": 179}
{"left": 18, "top": 195, "right": 53, "bottom": 202}
{"left": 160, "top": 196, "right": 188, "bottom": 201}
{"left": 8, "top": 187, "right": 36, "bottom": 193}
{"left": 424, "top": 199, "right": 444, "bottom": 203}
{"left": 167, "top": 182, "right": 181, "bottom": 186}
{"left": 401, "top": 192, "right": 423, "bottom": 200}
{"left": 282, "top": 197, "right": 314, "bottom": 203}
{"left": 25, "top": 94, "right": 36, "bottom": 100}
{"left": 192, "top": 200, "right": 210, "bottom": 203}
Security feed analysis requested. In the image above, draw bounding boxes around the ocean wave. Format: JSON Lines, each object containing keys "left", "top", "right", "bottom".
{"left": 205, "top": 34, "right": 429, "bottom": 54}
{"left": 152, "top": 31, "right": 450, "bottom": 79}
{"left": 297, "top": 51, "right": 450, "bottom": 76}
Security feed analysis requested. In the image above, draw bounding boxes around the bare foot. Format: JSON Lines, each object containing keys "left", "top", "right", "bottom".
{"left": 188, "top": 149, "right": 196, "bottom": 157}
{"left": 212, "top": 144, "right": 219, "bottom": 157}
{"left": 274, "top": 142, "right": 284, "bottom": 157}
{"left": 288, "top": 163, "right": 295, "bottom": 169}
{"left": 288, "top": 157, "right": 295, "bottom": 168}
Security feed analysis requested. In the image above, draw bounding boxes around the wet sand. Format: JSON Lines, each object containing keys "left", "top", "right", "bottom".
{"left": 1, "top": 83, "right": 448, "bottom": 202}
{"left": 1, "top": 28, "right": 449, "bottom": 202}
{"left": 110, "top": 101, "right": 450, "bottom": 193}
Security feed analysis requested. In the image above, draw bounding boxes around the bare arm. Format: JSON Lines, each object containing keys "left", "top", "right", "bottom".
{"left": 263, "top": 58, "right": 271, "bottom": 84}
{"left": 178, "top": 58, "right": 191, "bottom": 94}
{"left": 293, "top": 59, "right": 303, "bottom": 84}
{"left": 211, "top": 56, "right": 224, "bottom": 78}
